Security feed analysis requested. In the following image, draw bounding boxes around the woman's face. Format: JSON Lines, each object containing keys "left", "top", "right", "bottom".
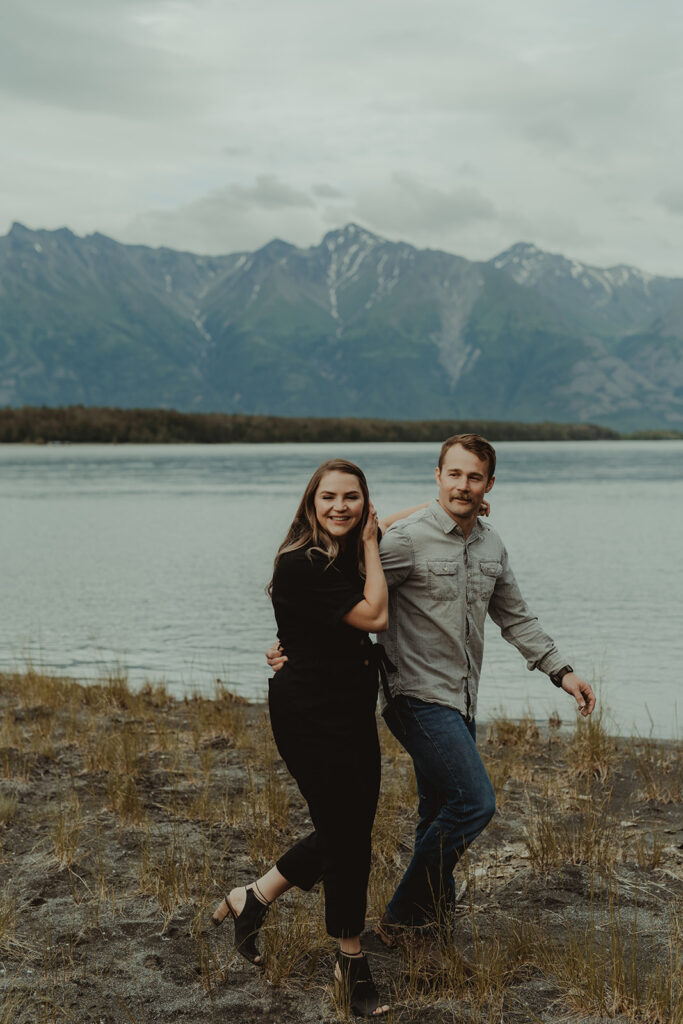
{"left": 313, "top": 470, "right": 365, "bottom": 539}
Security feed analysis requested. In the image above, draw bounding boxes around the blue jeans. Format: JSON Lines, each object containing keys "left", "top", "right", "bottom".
{"left": 383, "top": 695, "right": 496, "bottom": 928}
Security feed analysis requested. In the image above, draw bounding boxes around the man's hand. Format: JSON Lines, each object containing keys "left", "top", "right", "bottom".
{"left": 561, "top": 673, "right": 596, "bottom": 717}
{"left": 266, "top": 640, "right": 287, "bottom": 673}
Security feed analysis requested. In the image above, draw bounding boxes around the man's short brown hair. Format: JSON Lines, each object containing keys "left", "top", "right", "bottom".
{"left": 438, "top": 433, "right": 496, "bottom": 480}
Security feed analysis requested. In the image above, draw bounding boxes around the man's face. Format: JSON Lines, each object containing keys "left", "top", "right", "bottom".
{"left": 435, "top": 444, "right": 494, "bottom": 524}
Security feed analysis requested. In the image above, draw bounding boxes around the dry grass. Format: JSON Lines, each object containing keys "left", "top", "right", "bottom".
{"left": 486, "top": 713, "right": 541, "bottom": 753}
{"left": 50, "top": 793, "right": 84, "bottom": 869}
{"left": 138, "top": 826, "right": 214, "bottom": 930}
{"left": 0, "top": 793, "right": 18, "bottom": 823}
{"left": 523, "top": 784, "right": 621, "bottom": 872}
{"left": 630, "top": 737, "right": 682, "bottom": 803}
{"left": 568, "top": 708, "right": 618, "bottom": 781}
{"left": 533, "top": 883, "right": 681, "bottom": 1023}
{"left": 0, "top": 667, "right": 680, "bottom": 1024}
{"left": 0, "top": 884, "right": 18, "bottom": 955}
{"left": 261, "top": 896, "right": 330, "bottom": 989}
{"left": 0, "top": 988, "right": 28, "bottom": 1024}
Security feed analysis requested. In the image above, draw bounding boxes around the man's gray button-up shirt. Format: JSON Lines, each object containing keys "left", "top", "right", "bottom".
{"left": 377, "top": 499, "right": 568, "bottom": 719}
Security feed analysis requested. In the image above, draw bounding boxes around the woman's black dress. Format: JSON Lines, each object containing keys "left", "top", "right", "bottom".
{"left": 268, "top": 544, "right": 381, "bottom": 939}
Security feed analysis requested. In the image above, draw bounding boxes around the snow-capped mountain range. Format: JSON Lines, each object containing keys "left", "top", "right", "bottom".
{"left": 1, "top": 222, "right": 682, "bottom": 430}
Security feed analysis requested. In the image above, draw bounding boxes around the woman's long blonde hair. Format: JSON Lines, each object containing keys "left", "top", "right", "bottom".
{"left": 269, "top": 459, "right": 370, "bottom": 594}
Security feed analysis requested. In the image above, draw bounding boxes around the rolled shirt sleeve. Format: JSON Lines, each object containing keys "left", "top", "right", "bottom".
{"left": 374, "top": 502, "right": 570, "bottom": 718}
{"left": 487, "top": 546, "right": 568, "bottom": 676}
{"left": 378, "top": 528, "right": 414, "bottom": 588}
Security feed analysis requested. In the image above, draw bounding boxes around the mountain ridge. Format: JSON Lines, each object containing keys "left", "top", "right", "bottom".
{"left": 1, "top": 222, "right": 682, "bottom": 430}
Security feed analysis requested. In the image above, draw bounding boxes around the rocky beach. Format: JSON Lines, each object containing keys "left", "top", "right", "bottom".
{"left": 0, "top": 669, "right": 680, "bottom": 1023}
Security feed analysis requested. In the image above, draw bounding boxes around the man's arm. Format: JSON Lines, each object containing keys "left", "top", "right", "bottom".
{"left": 379, "top": 498, "right": 491, "bottom": 534}
{"left": 378, "top": 525, "right": 414, "bottom": 588}
{"left": 487, "top": 547, "right": 596, "bottom": 716}
{"left": 378, "top": 503, "right": 428, "bottom": 534}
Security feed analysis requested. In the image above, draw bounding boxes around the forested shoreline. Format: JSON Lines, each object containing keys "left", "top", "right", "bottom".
{"left": 0, "top": 405, "right": 680, "bottom": 443}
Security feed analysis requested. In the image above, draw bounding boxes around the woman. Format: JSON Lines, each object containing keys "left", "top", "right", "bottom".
{"left": 212, "top": 458, "right": 392, "bottom": 1017}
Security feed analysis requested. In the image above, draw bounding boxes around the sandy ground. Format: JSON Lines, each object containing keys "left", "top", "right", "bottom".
{"left": 0, "top": 672, "right": 680, "bottom": 1023}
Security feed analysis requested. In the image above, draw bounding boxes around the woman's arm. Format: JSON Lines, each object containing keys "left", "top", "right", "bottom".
{"left": 342, "top": 505, "right": 389, "bottom": 632}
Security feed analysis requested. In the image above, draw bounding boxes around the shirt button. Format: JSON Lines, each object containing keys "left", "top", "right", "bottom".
{"left": 363, "top": 659, "right": 369, "bottom": 666}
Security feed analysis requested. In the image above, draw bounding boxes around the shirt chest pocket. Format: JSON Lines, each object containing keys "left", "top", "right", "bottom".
{"left": 479, "top": 560, "right": 502, "bottom": 599}
{"left": 427, "top": 560, "right": 459, "bottom": 601}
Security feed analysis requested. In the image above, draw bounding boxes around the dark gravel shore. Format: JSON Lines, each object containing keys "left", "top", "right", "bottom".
{"left": 0, "top": 670, "right": 680, "bottom": 1023}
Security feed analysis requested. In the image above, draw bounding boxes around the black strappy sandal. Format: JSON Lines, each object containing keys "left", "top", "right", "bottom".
{"left": 212, "top": 883, "right": 271, "bottom": 965}
{"left": 334, "top": 950, "right": 389, "bottom": 1018}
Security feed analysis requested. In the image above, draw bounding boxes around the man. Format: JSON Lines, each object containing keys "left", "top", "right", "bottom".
{"left": 268, "top": 434, "right": 595, "bottom": 947}
{"left": 373, "top": 433, "right": 595, "bottom": 945}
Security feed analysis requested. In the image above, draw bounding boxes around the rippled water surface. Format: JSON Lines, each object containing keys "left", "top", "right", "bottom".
{"left": 1, "top": 441, "right": 681, "bottom": 737}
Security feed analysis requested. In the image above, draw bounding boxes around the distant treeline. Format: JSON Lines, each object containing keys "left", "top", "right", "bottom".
{"left": 0, "top": 406, "right": 680, "bottom": 444}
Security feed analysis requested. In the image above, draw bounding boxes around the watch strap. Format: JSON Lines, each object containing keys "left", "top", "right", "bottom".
{"left": 550, "top": 664, "right": 573, "bottom": 688}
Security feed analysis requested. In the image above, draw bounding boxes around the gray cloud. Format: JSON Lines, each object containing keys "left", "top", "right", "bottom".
{"left": 230, "top": 177, "right": 314, "bottom": 210}
{"left": 121, "top": 171, "right": 499, "bottom": 256}
{"left": 353, "top": 174, "right": 496, "bottom": 238}
{"left": 2, "top": 0, "right": 683, "bottom": 274}
{"left": 656, "top": 187, "right": 683, "bottom": 216}
{"left": 122, "top": 176, "right": 319, "bottom": 253}
{"left": 312, "top": 183, "right": 346, "bottom": 199}
{"left": 0, "top": 0, "right": 207, "bottom": 117}
{"left": 523, "top": 120, "right": 575, "bottom": 150}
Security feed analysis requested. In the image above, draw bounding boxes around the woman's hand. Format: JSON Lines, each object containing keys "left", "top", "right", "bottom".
{"left": 479, "top": 499, "right": 491, "bottom": 517}
{"left": 343, "top": 501, "right": 389, "bottom": 632}
{"left": 361, "top": 503, "right": 380, "bottom": 545}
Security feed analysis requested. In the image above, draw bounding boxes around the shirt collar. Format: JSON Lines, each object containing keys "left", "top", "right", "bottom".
{"left": 431, "top": 497, "right": 461, "bottom": 535}
{"left": 430, "top": 497, "right": 484, "bottom": 542}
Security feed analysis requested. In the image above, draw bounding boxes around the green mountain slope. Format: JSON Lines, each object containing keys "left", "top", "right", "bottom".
{"left": 1, "top": 222, "right": 682, "bottom": 429}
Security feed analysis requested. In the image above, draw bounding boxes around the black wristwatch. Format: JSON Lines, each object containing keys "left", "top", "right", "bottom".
{"left": 550, "top": 665, "right": 573, "bottom": 688}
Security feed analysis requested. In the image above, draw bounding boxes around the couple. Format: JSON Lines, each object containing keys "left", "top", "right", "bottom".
{"left": 212, "top": 433, "right": 596, "bottom": 1017}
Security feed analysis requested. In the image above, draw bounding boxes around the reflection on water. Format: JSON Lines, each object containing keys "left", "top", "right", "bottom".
{"left": 1, "top": 441, "right": 681, "bottom": 737}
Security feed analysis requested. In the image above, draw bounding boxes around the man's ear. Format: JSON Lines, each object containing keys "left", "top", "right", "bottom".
{"left": 435, "top": 466, "right": 441, "bottom": 486}
{"left": 485, "top": 475, "right": 495, "bottom": 493}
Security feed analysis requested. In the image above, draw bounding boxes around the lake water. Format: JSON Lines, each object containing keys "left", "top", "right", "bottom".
{"left": 1, "top": 441, "right": 681, "bottom": 738}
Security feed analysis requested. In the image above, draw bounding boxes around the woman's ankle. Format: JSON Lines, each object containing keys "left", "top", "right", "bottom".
{"left": 249, "top": 881, "right": 270, "bottom": 906}
{"left": 253, "top": 866, "right": 291, "bottom": 904}
{"left": 338, "top": 938, "right": 362, "bottom": 957}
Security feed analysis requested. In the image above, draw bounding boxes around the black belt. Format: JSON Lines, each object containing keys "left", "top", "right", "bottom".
{"left": 367, "top": 642, "right": 396, "bottom": 709}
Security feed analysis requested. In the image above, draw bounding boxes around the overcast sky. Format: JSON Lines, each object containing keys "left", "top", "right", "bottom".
{"left": 3, "top": 0, "right": 682, "bottom": 274}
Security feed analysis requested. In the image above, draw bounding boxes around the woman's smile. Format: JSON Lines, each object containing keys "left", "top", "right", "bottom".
{"left": 314, "top": 470, "right": 365, "bottom": 536}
